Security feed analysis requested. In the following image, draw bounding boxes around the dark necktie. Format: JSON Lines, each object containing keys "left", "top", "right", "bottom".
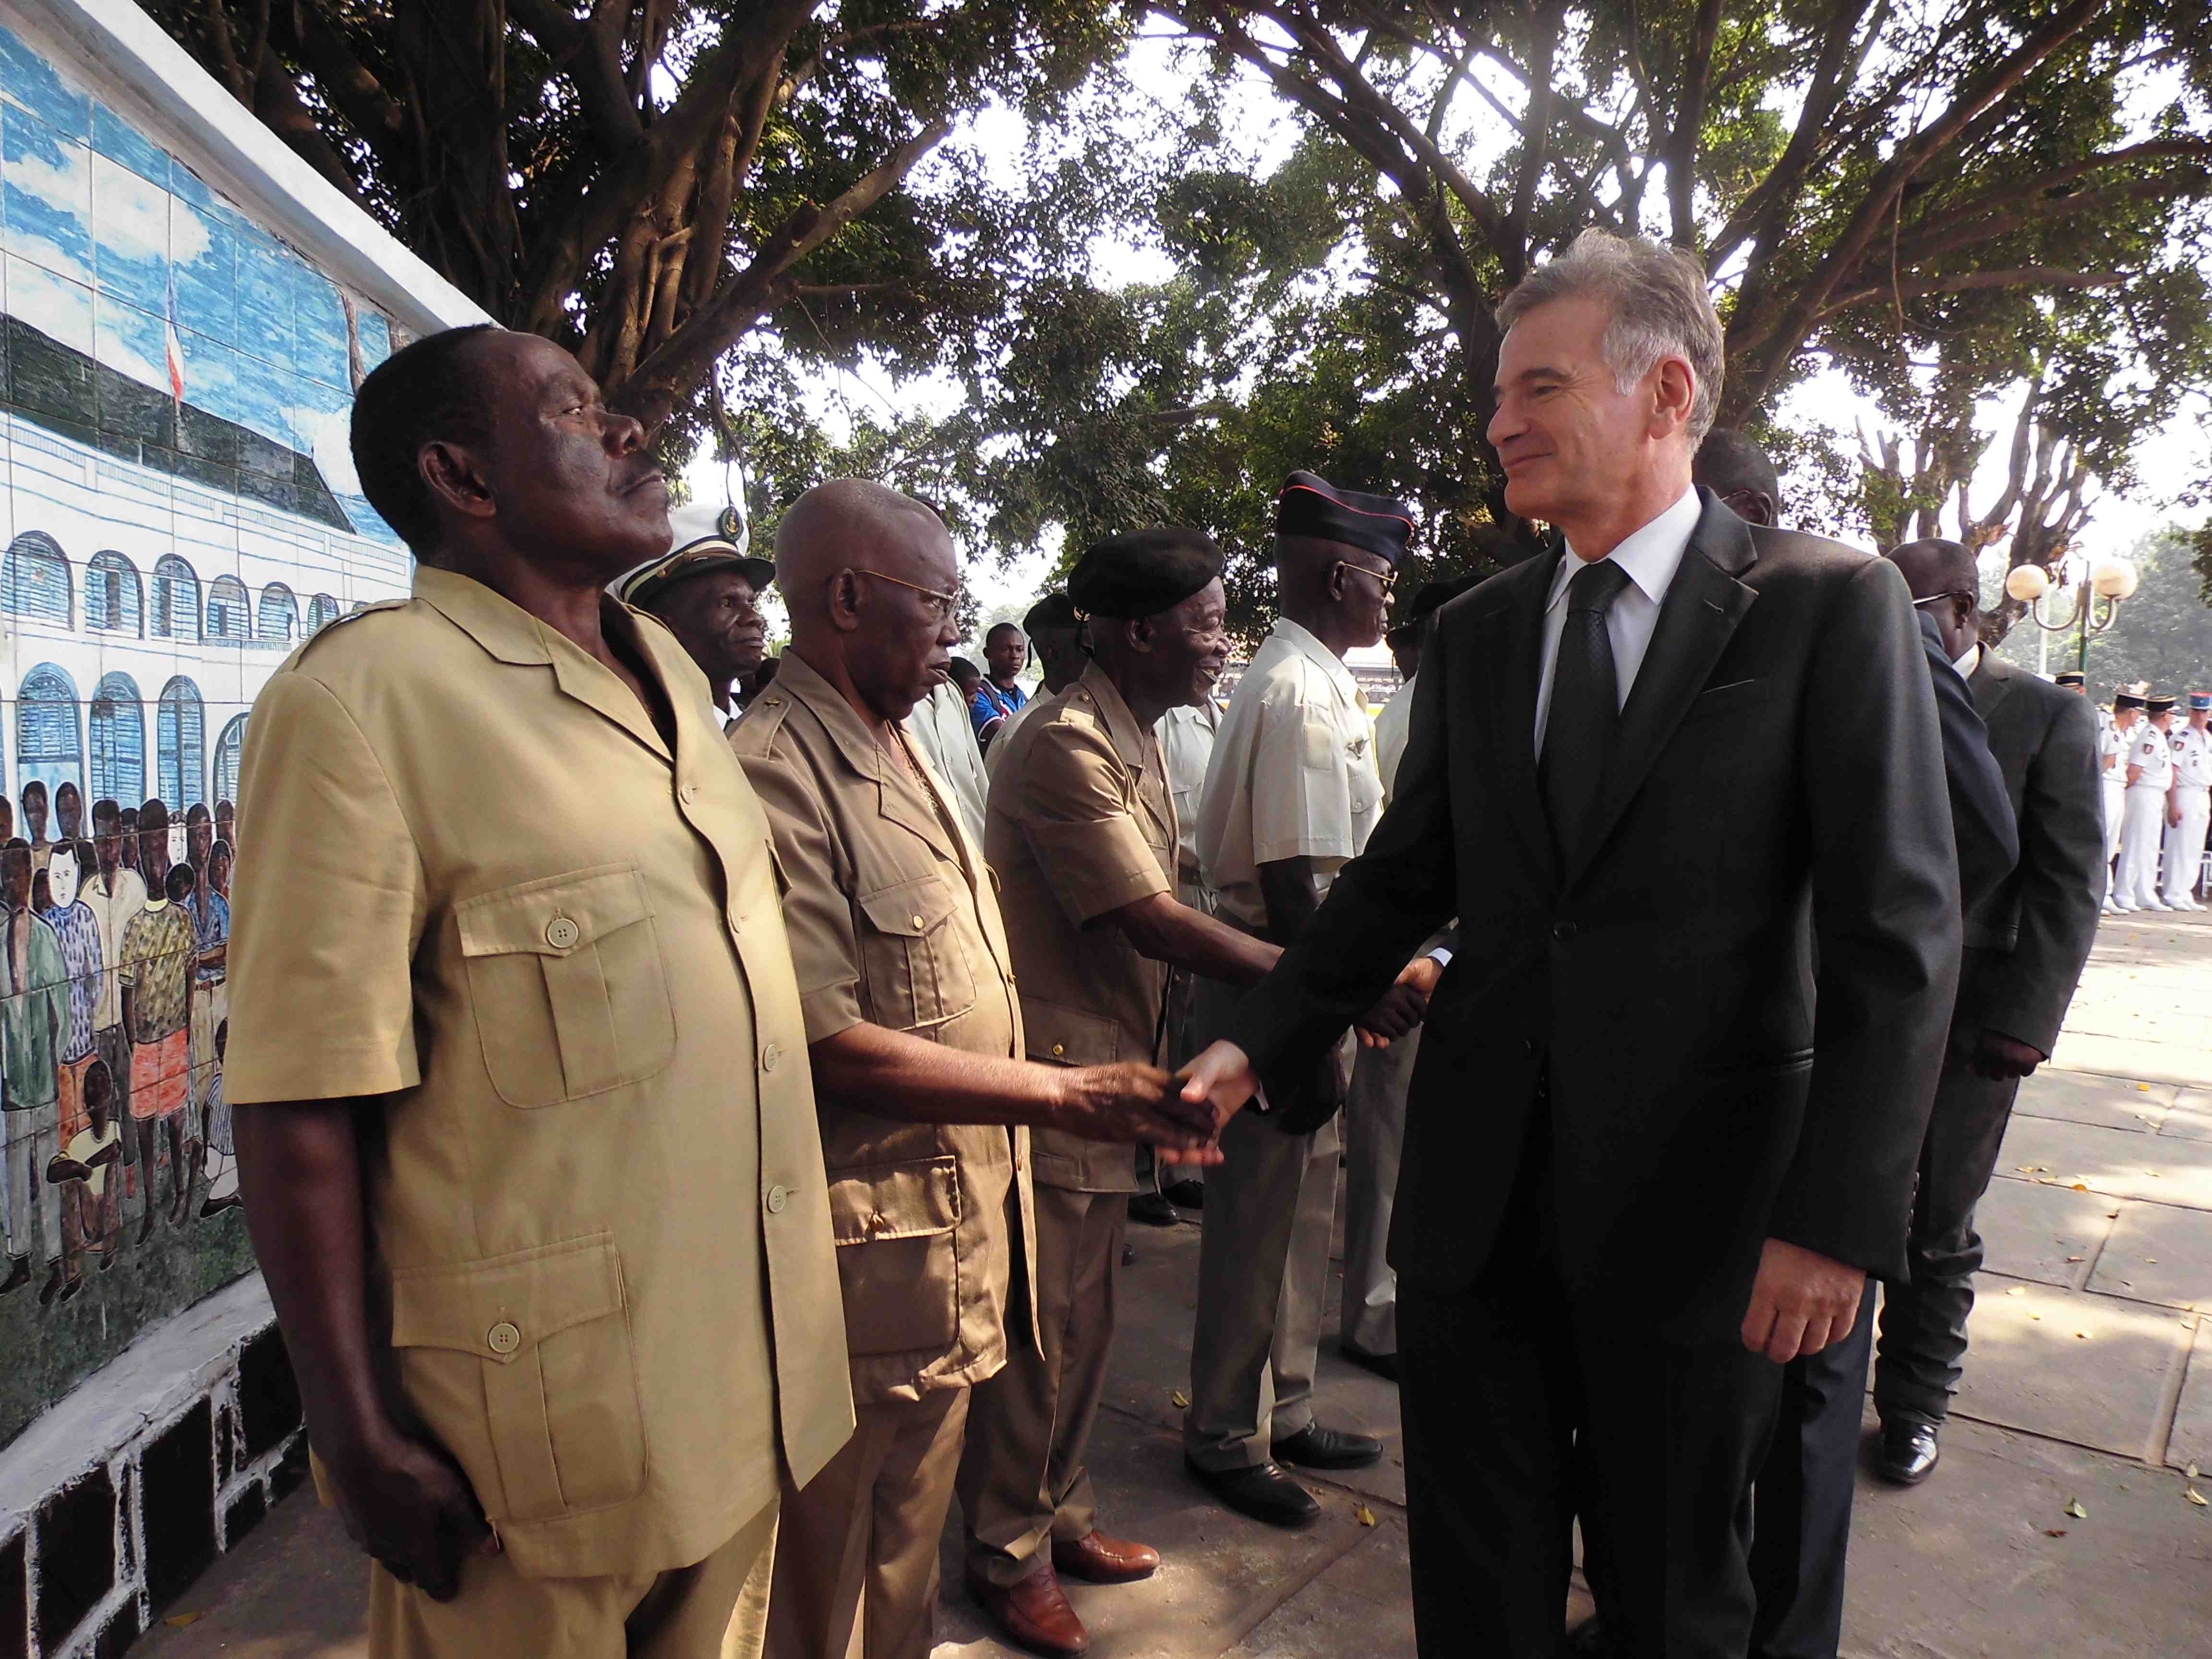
{"left": 1540, "top": 558, "right": 1632, "bottom": 862}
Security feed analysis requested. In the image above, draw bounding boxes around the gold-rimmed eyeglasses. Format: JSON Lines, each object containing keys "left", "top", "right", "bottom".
{"left": 858, "top": 568, "right": 959, "bottom": 623}
{"left": 1335, "top": 560, "right": 1399, "bottom": 594}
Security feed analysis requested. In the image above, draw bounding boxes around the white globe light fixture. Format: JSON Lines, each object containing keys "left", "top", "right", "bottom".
{"left": 2004, "top": 564, "right": 2051, "bottom": 603}
{"left": 2017, "top": 547, "right": 2130, "bottom": 674}
{"left": 2090, "top": 556, "right": 2138, "bottom": 601}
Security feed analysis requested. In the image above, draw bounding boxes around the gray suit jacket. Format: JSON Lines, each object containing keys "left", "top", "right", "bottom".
{"left": 1227, "top": 492, "right": 1962, "bottom": 1329}
{"left": 1958, "top": 653, "right": 2105, "bottom": 1055}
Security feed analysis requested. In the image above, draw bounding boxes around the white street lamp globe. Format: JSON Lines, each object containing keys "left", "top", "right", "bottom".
{"left": 2090, "top": 557, "right": 2138, "bottom": 600}
{"left": 2005, "top": 564, "right": 2051, "bottom": 603}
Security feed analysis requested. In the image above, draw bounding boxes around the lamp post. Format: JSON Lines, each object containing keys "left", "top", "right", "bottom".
{"left": 2004, "top": 553, "right": 2138, "bottom": 676}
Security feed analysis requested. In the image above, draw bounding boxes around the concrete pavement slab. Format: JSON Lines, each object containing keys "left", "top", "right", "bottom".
{"left": 2009, "top": 1068, "right": 2174, "bottom": 1131}
{"left": 1951, "top": 1275, "right": 2193, "bottom": 1460}
{"left": 2162, "top": 1318, "right": 2212, "bottom": 1474}
{"left": 1842, "top": 1411, "right": 2212, "bottom": 1659}
{"left": 1974, "top": 1175, "right": 2116, "bottom": 1287}
{"left": 1984, "top": 1114, "right": 2212, "bottom": 1209}
{"left": 2164, "top": 1089, "right": 2212, "bottom": 1141}
{"left": 2084, "top": 1203, "right": 2212, "bottom": 1309}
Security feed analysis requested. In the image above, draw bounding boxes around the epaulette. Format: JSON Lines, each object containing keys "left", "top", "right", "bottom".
{"left": 728, "top": 689, "right": 795, "bottom": 756}
{"left": 285, "top": 597, "right": 412, "bottom": 664}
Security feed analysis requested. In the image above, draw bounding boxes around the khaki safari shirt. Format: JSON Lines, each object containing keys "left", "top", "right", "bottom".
{"left": 731, "top": 650, "right": 1038, "bottom": 1406}
{"left": 986, "top": 664, "right": 1175, "bottom": 1194}
{"left": 225, "top": 566, "right": 852, "bottom": 1580}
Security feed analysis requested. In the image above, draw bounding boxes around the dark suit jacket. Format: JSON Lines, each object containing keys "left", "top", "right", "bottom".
{"left": 1918, "top": 610, "right": 2018, "bottom": 935}
{"left": 1226, "top": 491, "right": 1963, "bottom": 1334}
{"left": 1955, "top": 653, "right": 2104, "bottom": 1055}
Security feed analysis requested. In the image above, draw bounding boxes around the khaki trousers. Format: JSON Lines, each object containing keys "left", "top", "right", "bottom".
{"left": 764, "top": 1387, "right": 969, "bottom": 1659}
{"left": 367, "top": 1497, "right": 777, "bottom": 1659}
{"left": 1185, "top": 1103, "right": 1341, "bottom": 1470}
{"left": 958, "top": 1184, "right": 1126, "bottom": 1587}
{"left": 1341, "top": 1027, "right": 1419, "bottom": 1356}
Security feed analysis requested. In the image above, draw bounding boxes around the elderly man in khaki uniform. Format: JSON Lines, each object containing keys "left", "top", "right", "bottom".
{"left": 226, "top": 327, "right": 852, "bottom": 1659}
{"left": 1184, "top": 472, "right": 1428, "bottom": 1529}
{"left": 731, "top": 481, "right": 1219, "bottom": 1659}
{"left": 957, "top": 531, "right": 1283, "bottom": 1656}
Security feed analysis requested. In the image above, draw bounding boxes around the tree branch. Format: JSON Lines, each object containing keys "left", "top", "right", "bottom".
{"left": 1667, "top": 0, "right": 1725, "bottom": 250}
{"left": 510, "top": 0, "right": 647, "bottom": 150}
{"left": 1815, "top": 266, "right": 2127, "bottom": 317}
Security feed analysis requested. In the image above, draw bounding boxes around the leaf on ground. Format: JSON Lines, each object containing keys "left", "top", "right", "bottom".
{"left": 1353, "top": 1502, "right": 1378, "bottom": 1527}
{"left": 2076, "top": 1332, "right": 2091, "bottom": 1340}
{"left": 2005, "top": 1286, "right": 2027, "bottom": 1296}
{"left": 2139, "top": 1083, "right": 2152, "bottom": 1091}
{"left": 2066, "top": 1256, "right": 2085, "bottom": 1263}
{"left": 2070, "top": 1182, "right": 2090, "bottom": 1191}
{"left": 2188, "top": 1488, "right": 2208, "bottom": 1508}
{"left": 2065, "top": 1499, "right": 2089, "bottom": 1519}
{"left": 163, "top": 1613, "right": 203, "bottom": 1629}
{"left": 2188, "top": 1463, "right": 2200, "bottom": 1479}
{"left": 1171, "top": 1390, "right": 1190, "bottom": 1410}
{"left": 2044, "top": 1528, "right": 2068, "bottom": 1538}
{"left": 2108, "top": 1211, "right": 2122, "bottom": 1219}
{"left": 2029, "top": 1312, "right": 2043, "bottom": 1320}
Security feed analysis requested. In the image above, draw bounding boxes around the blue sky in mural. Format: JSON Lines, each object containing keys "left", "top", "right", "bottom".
{"left": 0, "top": 19, "right": 401, "bottom": 544}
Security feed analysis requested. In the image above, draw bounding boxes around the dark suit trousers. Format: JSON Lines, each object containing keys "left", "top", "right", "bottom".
{"left": 1398, "top": 1096, "right": 1783, "bottom": 1658}
{"left": 1873, "top": 1066, "right": 2025, "bottom": 1425}
{"left": 1745, "top": 1280, "right": 1875, "bottom": 1659}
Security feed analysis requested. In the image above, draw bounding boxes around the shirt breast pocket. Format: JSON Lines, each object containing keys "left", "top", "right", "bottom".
{"left": 855, "top": 873, "right": 978, "bottom": 1034}
{"left": 456, "top": 864, "right": 676, "bottom": 1109}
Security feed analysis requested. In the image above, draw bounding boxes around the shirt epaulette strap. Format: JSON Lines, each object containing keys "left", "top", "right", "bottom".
{"left": 284, "top": 597, "right": 413, "bottom": 665}
{"left": 727, "top": 690, "right": 795, "bottom": 757}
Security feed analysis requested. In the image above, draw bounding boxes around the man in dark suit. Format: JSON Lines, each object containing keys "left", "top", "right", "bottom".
{"left": 1180, "top": 230, "right": 1962, "bottom": 1657}
{"left": 1871, "top": 539, "right": 2105, "bottom": 1485}
{"left": 1689, "top": 450, "right": 2018, "bottom": 1658}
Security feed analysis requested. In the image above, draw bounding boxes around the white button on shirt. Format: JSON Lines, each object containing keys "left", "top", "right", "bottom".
{"left": 1533, "top": 486, "right": 1703, "bottom": 754}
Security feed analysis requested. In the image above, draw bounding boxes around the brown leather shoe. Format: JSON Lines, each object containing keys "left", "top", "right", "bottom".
{"left": 966, "top": 1562, "right": 1090, "bottom": 1657}
{"left": 1052, "top": 1530, "right": 1160, "bottom": 1584}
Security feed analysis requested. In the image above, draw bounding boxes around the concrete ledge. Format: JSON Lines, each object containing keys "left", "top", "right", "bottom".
{"left": 0, "top": 1272, "right": 306, "bottom": 1659}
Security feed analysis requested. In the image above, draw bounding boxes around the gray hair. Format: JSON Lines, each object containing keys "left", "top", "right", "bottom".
{"left": 1496, "top": 228, "right": 1724, "bottom": 442}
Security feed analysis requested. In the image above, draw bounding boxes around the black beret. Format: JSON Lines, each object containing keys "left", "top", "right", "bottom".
{"left": 1068, "top": 528, "right": 1224, "bottom": 620}
{"left": 1275, "top": 470, "right": 1415, "bottom": 565}
{"left": 1023, "top": 591, "right": 1082, "bottom": 633}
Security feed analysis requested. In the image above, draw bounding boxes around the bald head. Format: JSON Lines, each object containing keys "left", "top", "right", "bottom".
{"left": 772, "top": 478, "right": 960, "bottom": 723}
{"left": 1887, "top": 537, "right": 1981, "bottom": 661}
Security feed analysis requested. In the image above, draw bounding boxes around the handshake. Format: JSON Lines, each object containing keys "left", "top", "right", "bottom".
{"left": 1058, "top": 955, "right": 1439, "bottom": 1165}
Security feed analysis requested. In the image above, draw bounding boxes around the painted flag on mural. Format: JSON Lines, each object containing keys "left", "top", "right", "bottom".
{"left": 165, "top": 275, "right": 187, "bottom": 404}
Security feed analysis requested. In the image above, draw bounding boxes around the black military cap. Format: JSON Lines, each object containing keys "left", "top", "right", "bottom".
{"left": 2054, "top": 670, "right": 2085, "bottom": 687}
{"left": 2115, "top": 692, "right": 2147, "bottom": 710}
{"left": 1023, "top": 591, "right": 1082, "bottom": 634}
{"left": 2147, "top": 693, "right": 2178, "bottom": 714}
{"left": 1068, "top": 528, "right": 1224, "bottom": 620}
{"left": 1276, "top": 470, "right": 1415, "bottom": 565}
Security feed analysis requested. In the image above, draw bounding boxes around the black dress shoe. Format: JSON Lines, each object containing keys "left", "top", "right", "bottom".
{"left": 1875, "top": 1419, "right": 1941, "bottom": 1485}
{"left": 1161, "top": 1178, "right": 1205, "bottom": 1209}
{"left": 1271, "top": 1423, "right": 1383, "bottom": 1470}
{"left": 1128, "top": 1192, "right": 1180, "bottom": 1227}
{"left": 1339, "top": 1343, "right": 1399, "bottom": 1383}
{"left": 1185, "top": 1457, "right": 1321, "bottom": 1528}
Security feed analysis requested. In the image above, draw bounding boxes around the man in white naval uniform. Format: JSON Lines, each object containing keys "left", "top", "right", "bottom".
{"left": 2101, "top": 692, "right": 2143, "bottom": 913}
{"left": 2115, "top": 693, "right": 2177, "bottom": 911}
{"left": 2162, "top": 691, "right": 2212, "bottom": 911}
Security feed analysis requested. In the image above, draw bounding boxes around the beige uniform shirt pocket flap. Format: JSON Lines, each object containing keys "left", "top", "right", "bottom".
{"left": 457, "top": 865, "right": 652, "bottom": 959}
{"left": 390, "top": 1232, "right": 626, "bottom": 1361}
{"left": 855, "top": 875, "right": 963, "bottom": 939}
{"left": 385, "top": 1232, "right": 649, "bottom": 1527}
{"left": 824, "top": 1156, "right": 963, "bottom": 1361}
{"left": 1023, "top": 997, "right": 1124, "bottom": 1067}
{"left": 825, "top": 1155, "right": 960, "bottom": 1245}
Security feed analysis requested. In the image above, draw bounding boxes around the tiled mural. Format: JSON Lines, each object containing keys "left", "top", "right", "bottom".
{"left": 0, "top": 17, "right": 414, "bottom": 1449}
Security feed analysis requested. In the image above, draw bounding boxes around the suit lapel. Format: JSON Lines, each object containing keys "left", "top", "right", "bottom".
{"left": 1566, "top": 498, "right": 1758, "bottom": 889}
{"left": 1970, "top": 653, "right": 2016, "bottom": 723}
{"left": 1479, "top": 550, "right": 1563, "bottom": 889}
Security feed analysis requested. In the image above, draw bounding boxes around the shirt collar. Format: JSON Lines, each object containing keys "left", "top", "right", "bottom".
{"left": 1073, "top": 661, "right": 1154, "bottom": 774}
{"left": 412, "top": 565, "right": 558, "bottom": 665}
{"left": 1551, "top": 486, "right": 1702, "bottom": 613}
{"left": 1268, "top": 616, "right": 1359, "bottom": 705}
{"left": 765, "top": 648, "right": 895, "bottom": 780}
{"left": 1952, "top": 642, "right": 1981, "bottom": 680}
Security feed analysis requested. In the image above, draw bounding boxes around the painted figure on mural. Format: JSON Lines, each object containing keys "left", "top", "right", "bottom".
{"left": 215, "top": 800, "right": 238, "bottom": 860}
{"left": 55, "top": 783, "right": 83, "bottom": 847}
{"left": 197, "top": 1020, "right": 238, "bottom": 1219}
{"left": 188, "top": 837, "right": 232, "bottom": 1134}
{"left": 46, "top": 1058, "right": 122, "bottom": 1302}
{"left": 120, "top": 805, "right": 199, "bottom": 1241}
{"left": 20, "top": 783, "right": 52, "bottom": 875}
{"left": 1, "top": 838, "right": 73, "bottom": 1304}
{"left": 40, "top": 842, "right": 104, "bottom": 1288}
{"left": 118, "top": 807, "right": 142, "bottom": 886}
{"left": 83, "top": 804, "right": 146, "bottom": 1156}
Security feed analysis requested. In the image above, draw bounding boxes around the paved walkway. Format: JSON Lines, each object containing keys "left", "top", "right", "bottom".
{"left": 141, "top": 912, "right": 2212, "bottom": 1659}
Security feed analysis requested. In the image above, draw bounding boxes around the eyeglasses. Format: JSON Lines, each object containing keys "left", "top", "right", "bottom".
{"left": 1336, "top": 561, "right": 1399, "bottom": 594}
{"left": 858, "top": 569, "right": 959, "bottom": 623}
{"left": 1911, "top": 590, "right": 1975, "bottom": 611}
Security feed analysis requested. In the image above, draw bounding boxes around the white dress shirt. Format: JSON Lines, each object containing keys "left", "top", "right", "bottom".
{"left": 1952, "top": 642, "right": 1981, "bottom": 680}
{"left": 1533, "top": 486, "right": 1703, "bottom": 754}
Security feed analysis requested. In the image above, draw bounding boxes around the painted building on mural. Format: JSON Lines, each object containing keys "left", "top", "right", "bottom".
{"left": 0, "top": 7, "right": 444, "bottom": 1455}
